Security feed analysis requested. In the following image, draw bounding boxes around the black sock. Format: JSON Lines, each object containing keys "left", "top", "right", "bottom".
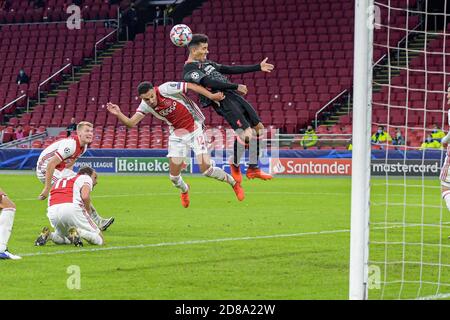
{"left": 248, "top": 136, "right": 260, "bottom": 169}
{"left": 233, "top": 137, "right": 245, "bottom": 166}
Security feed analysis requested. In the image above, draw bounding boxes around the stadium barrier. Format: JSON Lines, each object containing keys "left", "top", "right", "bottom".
{"left": 0, "top": 149, "right": 446, "bottom": 177}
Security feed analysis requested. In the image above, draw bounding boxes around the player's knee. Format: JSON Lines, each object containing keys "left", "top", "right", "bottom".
{"left": 200, "top": 163, "right": 211, "bottom": 174}
{"left": 2, "top": 198, "right": 16, "bottom": 210}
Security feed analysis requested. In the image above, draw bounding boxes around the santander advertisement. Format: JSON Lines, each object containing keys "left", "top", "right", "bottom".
{"left": 270, "top": 158, "right": 352, "bottom": 176}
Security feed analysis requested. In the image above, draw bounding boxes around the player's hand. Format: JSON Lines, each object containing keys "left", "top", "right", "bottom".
{"left": 38, "top": 188, "right": 50, "bottom": 200}
{"left": 106, "top": 102, "right": 121, "bottom": 115}
{"left": 237, "top": 84, "right": 248, "bottom": 95}
{"left": 260, "top": 57, "right": 274, "bottom": 73}
{"left": 210, "top": 92, "right": 225, "bottom": 102}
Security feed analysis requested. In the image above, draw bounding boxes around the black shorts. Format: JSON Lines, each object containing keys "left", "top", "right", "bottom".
{"left": 212, "top": 91, "right": 261, "bottom": 131}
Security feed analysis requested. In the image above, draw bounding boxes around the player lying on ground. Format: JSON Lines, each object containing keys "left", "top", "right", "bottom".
{"left": 35, "top": 121, "right": 114, "bottom": 231}
{"left": 183, "top": 34, "right": 274, "bottom": 183}
{"left": 106, "top": 81, "right": 244, "bottom": 208}
{"left": 0, "top": 188, "right": 21, "bottom": 260}
{"left": 35, "top": 166, "right": 104, "bottom": 247}
{"left": 439, "top": 87, "right": 450, "bottom": 239}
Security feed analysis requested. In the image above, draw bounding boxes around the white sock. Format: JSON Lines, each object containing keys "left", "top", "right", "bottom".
{"left": 50, "top": 232, "right": 71, "bottom": 245}
{"left": 203, "top": 166, "right": 236, "bottom": 186}
{"left": 0, "top": 208, "right": 15, "bottom": 253}
{"left": 443, "top": 190, "right": 450, "bottom": 211}
{"left": 170, "top": 174, "right": 189, "bottom": 193}
{"left": 78, "top": 229, "right": 103, "bottom": 245}
{"left": 90, "top": 205, "right": 105, "bottom": 225}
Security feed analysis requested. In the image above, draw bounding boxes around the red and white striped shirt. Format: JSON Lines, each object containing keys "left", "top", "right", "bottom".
{"left": 36, "top": 135, "right": 87, "bottom": 174}
{"left": 48, "top": 174, "right": 93, "bottom": 207}
{"left": 137, "top": 82, "right": 205, "bottom": 136}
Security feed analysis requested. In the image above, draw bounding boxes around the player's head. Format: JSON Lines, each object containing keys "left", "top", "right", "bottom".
{"left": 76, "top": 121, "right": 94, "bottom": 145}
{"left": 78, "top": 166, "right": 98, "bottom": 186}
{"left": 188, "top": 34, "right": 209, "bottom": 62}
{"left": 138, "top": 82, "right": 158, "bottom": 107}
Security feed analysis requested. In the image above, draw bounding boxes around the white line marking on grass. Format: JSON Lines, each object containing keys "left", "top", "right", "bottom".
{"left": 19, "top": 229, "right": 352, "bottom": 257}
{"left": 14, "top": 191, "right": 350, "bottom": 201}
{"left": 18, "top": 223, "right": 422, "bottom": 258}
{"left": 416, "top": 293, "right": 450, "bottom": 300}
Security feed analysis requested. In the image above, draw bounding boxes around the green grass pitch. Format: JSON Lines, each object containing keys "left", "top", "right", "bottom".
{"left": 0, "top": 174, "right": 448, "bottom": 299}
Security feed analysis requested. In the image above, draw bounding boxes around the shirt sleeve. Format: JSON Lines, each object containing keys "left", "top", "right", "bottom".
{"left": 56, "top": 139, "right": 77, "bottom": 161}
{"left": 76, "top": 175, "right": 93, "bottom": 192}
{"left": 183, "top": 63, "right": 207, "bottom": 84}
{"left": 158, "top": 82, "right": 187, "bottom": 96}
{"left": 215, "top": 63, "right": 261, "bottom": 74}
{"left": 136, "top": 100, "right": 151, "bottom": 115}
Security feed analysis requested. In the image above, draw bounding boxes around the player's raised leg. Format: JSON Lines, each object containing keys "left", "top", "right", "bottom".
{"left": 198, "top": 153, "right": 244, "bottom": 201}
{"left": 169, "top": 157, "right": 190, "bottom": 208}
{"left": 0, "top": 188, "right": 21, "bottom": 260}
{"left": 246, "top": 123, "right": 272, "bottom": 180}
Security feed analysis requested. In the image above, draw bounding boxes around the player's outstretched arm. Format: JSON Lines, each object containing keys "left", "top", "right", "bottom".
{"left": 186, "top": 83, "right": 225, "bottom": 101}
{"left": 217, "top": 57, "right": 274, "bottom": 74}
{"left": 107, "top": 102, "right": 144, "bottom": 128}
{"left": 80, "top": 185, "right": 92, "bottom": 214}
{"left": 38, "top": 156, "right": 62, "bottom": 200}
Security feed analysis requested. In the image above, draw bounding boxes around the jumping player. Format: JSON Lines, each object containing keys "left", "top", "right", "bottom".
{"left": 183, "top": 34, "right": 274, "bottom": 183}
{"left": 35, "top": 166, "right": 104, "bottom": 247}
{"left": 106, "top": 81, "right": 245, "bottom": 208}
{"left": 0, "top": 188, "right": 21, "bottom": 259}
{"left": 35, "top": 121, "right": 114, "bottom": 231}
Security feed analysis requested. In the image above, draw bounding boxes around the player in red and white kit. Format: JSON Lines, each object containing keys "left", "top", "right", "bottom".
{"left": 35, "top": 167, "right": 104, "bottom": 247}
{"left": 35, "top": 121, "right": 114, "bottom": 231}
{"left": 0, "top": 188, "right": 21, "bottom": 259}
{"left": 106, "top": 81, "right": 244, "bottom": 208}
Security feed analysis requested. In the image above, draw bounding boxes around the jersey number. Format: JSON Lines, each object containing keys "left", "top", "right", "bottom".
{"left": 54, "top": 177, "right": 75, "bottom": 189}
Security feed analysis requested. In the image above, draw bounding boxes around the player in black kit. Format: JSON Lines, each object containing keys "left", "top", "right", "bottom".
{"left": 183, "top": 34, "right": 274, "bottom": 182}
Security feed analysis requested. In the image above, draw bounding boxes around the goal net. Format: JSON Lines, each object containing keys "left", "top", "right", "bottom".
{"left": 351, "top": 0, "right": 450, "bottom": 300}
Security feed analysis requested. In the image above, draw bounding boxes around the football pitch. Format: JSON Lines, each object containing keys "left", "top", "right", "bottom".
{"left": 0, "top": 173, "right": 448, "bottom": 300}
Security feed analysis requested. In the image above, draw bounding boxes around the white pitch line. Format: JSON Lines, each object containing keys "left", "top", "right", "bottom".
{"left": 17, "top": 223, "right": 429, "bottom": 258}
{"left": 416, "top": 293, "right": 450, "bottom": 300}
{"left": 18, "top": 229, "right": 352, "bottom": 257}
{"left": 14, "top": 191, "right": 350, "bottom": 201}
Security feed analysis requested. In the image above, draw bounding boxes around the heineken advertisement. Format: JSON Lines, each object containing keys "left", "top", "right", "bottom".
{"left": 116, "top": 157, "right": 191, "bottom": 173}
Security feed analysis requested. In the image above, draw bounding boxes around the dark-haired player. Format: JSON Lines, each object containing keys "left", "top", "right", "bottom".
{"left": 106, "top": 81, "right": 245, "bottom": 208}
{"left": 183, "top": 33, "right": 274, "bottom": 183}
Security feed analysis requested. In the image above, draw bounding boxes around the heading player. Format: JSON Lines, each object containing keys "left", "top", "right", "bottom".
{"left": 183, "top": 34, "right": 274, "bottom": 183}
{"left": 35, "top": 167, "right": 104, "bottom": 247}
{"left": 106, "top": 81, "right": 244, "bottom": 208}
{"left": 35, "top": 121, "right": 114, "bottom": 231}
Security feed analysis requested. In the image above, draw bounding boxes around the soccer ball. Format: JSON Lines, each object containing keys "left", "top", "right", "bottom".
{"left": 170, "top": 24, "right": 192, "bottom": 47}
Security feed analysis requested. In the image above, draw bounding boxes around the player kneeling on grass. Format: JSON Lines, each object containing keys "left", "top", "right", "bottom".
{"left": 440, "top": 90, "right": 450, "bottom": 240}
{"left": 35, "top": 121, "right": 114, "bottom": 231}
{"left": 35, "top": 167, "right": 104, "bottom": 247}
{"left": 106, "top": 81, "right": 244, "bottom": 208}
{"left": 0, "top": 188, "right": 21, "bottom": 260}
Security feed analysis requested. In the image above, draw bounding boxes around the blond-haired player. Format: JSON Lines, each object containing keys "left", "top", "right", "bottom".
{"left": 35, "top": 121, "right": 114, "bottom": 231}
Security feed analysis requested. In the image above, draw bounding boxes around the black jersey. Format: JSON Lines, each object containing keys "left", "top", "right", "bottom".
{"left": 183, "top": 60, "right": 231, "bottom": 107}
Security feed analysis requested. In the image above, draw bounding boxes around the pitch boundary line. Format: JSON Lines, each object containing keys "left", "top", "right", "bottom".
{"left": 415, "top": 293, "right": 450, "bottom": 300}
{"left": 18, "top": 228, "right": 352, "bottom": 257}
{"left": 17, "top": 223, "right": 425, "bottom": 258}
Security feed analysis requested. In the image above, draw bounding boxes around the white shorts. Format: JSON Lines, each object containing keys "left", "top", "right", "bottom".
{"left": 37, "top": 168, "right": 76, "bottom": 185}
{"left": 167, "top": 127, "right": 208, "bottom": 158}
{"left": 47, "top": 203, "right": 100, "bottom": 237}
